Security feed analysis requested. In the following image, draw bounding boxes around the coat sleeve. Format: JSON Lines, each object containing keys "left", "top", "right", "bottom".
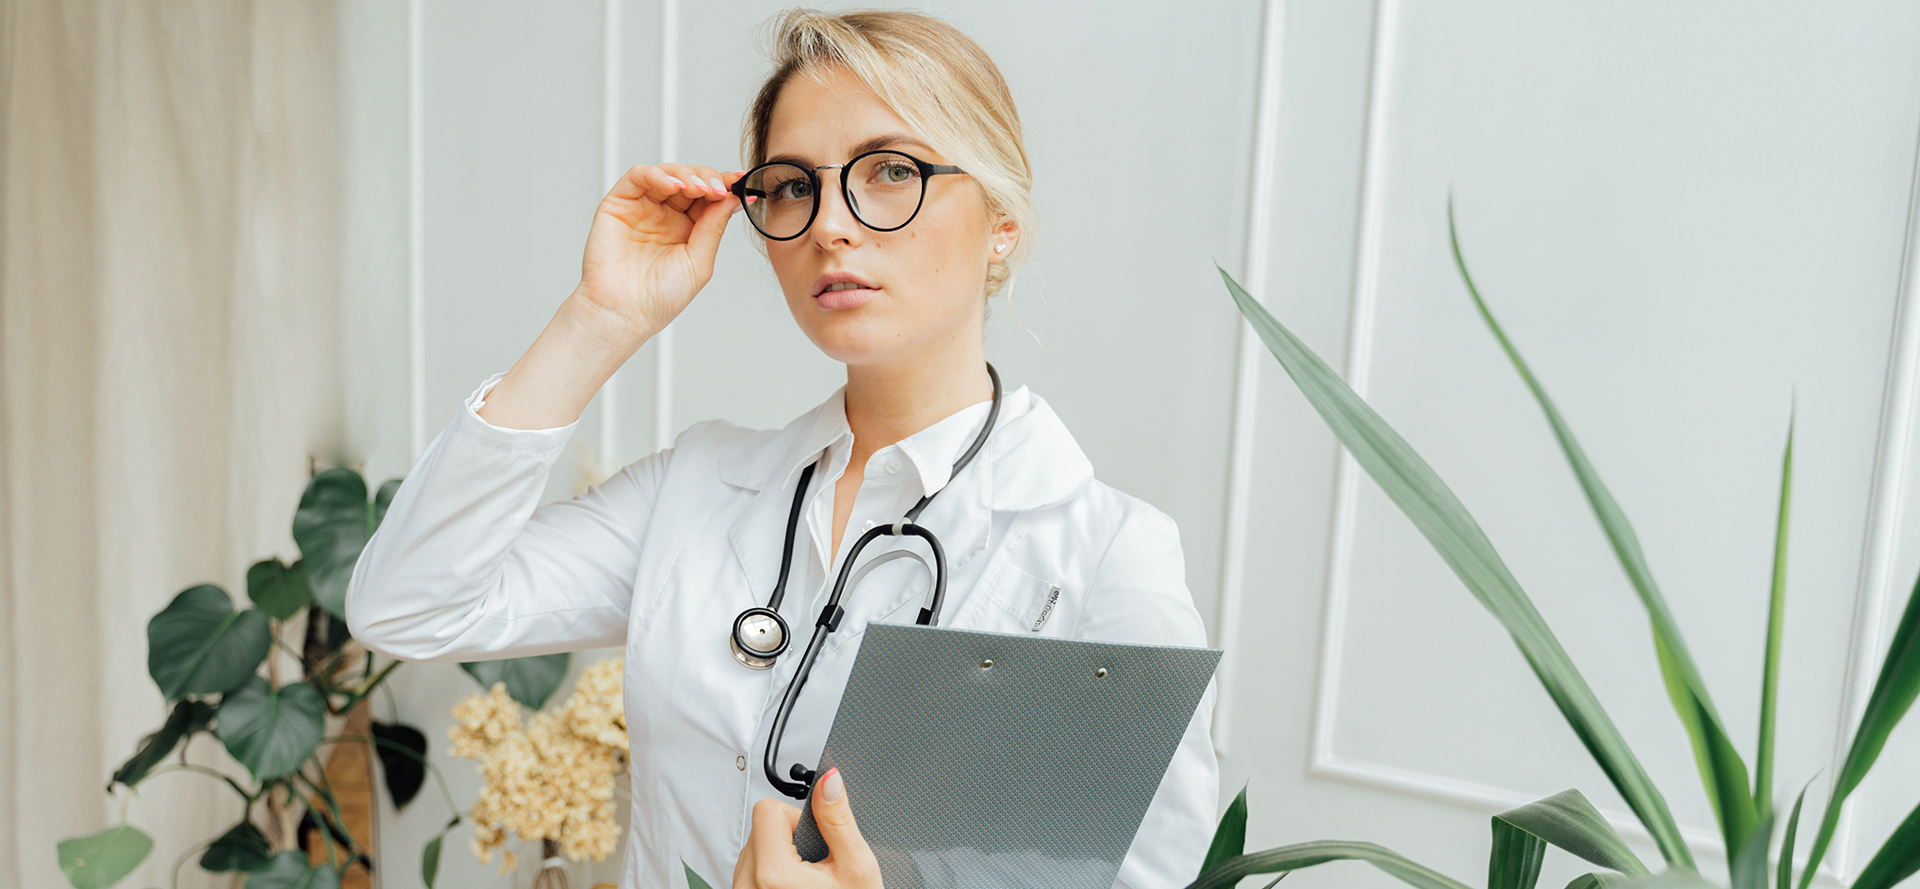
{"left": 1076, "top": 504, "right": 1221, "bottom": 889}
{"left": 344, "top": 373, "right": 665, "bottom": 662}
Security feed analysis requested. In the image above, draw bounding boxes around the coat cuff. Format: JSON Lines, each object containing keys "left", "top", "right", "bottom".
{"left": 455, "top": 372, "right": 578, "bottom": 454}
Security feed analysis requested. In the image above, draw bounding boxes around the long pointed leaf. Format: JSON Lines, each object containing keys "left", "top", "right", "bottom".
{"left": 1756, "top": 417, "right": 1793, "bottom": 817}
{"left": 1566, "top": 874, "right": 1629, "bottom": 889}
{"left": 1220, "top": 267, "right": 1694, "bottom": 869}
{"left": 1729, "top": 811, "right": 1774, "bottom": 889}
{"left": 1497, "top": 789, "right": 1650, "bottom": 876}
{"left": 1186, "top": 841, "right": 1472, "bottom": 889}
{"left": 684, "top": 859, "right": 716, "bottom": 889}
{"left": 1798, "top": 570, "right": 1920, "bottom": 888}
{"left": 1490, "top": 815, "right": 1547, "bottom": 889}
{"left": 1777, "top": 781, "right": 1810, "bottom": 889}
{"left": 1202, "top": 784, "right": 1249, "bottom": 876}
{"left": 1852, "top": 798, "right": 1920, "bottom": 889}
{"left": 1448, "top": 204, "right": 1757, "bottom": 858}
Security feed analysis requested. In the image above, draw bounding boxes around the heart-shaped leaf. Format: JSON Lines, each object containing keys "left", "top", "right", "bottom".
{"left": 148, "top": 585, "right": 270, "bottom": 699}
{"left": 216, "top": 677, "right": 325, "bottom": 780}
{"left": 198, "top": 820, "right": 270, "bottom": 872}
{"left": 462, "top": 654, "right": 570, "bottom": 710}
{"left": 57, "top": 823, "right": 152, "bottom": 889}
{"left": 294, "top": 469, "right": 375, "bottom": 619}
{"left": 247, "top": 559, "right": 311, "bottom": 621}
{"left": 110, "top": 699, "right": 214, "bottom": 788}
{"left": 374, "top": 478, "right": 402, "bottom": 529}
{"left": 246, "top": 851, "right": 340, "bottom": 889}
{"left": 422, "top": 835, "right": 444, "bottom": 888}
{"left": 371, "top": 721, "right": 427, "bottom": 808}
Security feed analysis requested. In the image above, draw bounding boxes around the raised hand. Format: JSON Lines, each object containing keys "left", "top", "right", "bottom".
{"left": 474, "top": 162, "right": 744, "bottom": 432}
{"left": 574, "top": 163, "right": 744, "bottom": 343}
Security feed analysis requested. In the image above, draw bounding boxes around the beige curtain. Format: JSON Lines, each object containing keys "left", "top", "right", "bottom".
{"left": 1, "top": 2, "right": 344, "bottom": 886}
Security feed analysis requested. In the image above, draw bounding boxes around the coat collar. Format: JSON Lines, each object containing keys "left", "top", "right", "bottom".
{"left": 716, "top": 384, "right": 1095, "bottom": 512}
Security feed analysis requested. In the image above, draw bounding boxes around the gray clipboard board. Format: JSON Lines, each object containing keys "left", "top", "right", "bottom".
{"left": 793, "top": 622, "right": 1220, "bottom": 889}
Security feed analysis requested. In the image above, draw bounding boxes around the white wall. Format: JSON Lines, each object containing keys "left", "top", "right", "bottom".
{"left": 339, "top": 2, "right": 1920, "bottom": 888}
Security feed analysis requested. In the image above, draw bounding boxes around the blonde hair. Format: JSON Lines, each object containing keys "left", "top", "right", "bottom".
{"left": 744, "top": 9, "right": 1034, "bottom": 298}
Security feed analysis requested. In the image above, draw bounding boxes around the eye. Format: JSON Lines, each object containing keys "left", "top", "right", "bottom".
{"left": 773, "top": 179, "right": 814, "bottom": 201}
{"left": 874, "top": 161, "right": 919, "bottom": 184}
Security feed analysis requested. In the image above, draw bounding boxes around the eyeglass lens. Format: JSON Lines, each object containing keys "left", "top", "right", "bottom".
{"left": 740, "top": 151, "right": 927, "bottom": 240}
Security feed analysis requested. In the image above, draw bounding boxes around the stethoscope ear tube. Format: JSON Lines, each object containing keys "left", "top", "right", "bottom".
{"left": 752, "top": 363, "right": 1000, "bottom": 800}
{"left": 765, "top": 520, "right": 948, "bottom": 797}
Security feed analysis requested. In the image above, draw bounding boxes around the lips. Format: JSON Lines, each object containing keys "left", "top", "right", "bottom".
{"left": 812, "top": 272, "right": 881, "bottom": 310}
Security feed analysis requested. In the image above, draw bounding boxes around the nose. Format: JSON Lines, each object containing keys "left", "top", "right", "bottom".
{"left": 808, "top": 168, "right": 863, "bottom": 249}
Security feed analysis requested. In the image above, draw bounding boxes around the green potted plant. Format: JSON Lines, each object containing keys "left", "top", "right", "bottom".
{"left": 1188, "top": 206, "right": 1919, "bottom": 889}
{"left": 56, "top": 469, "right": 468, "bottom": 889}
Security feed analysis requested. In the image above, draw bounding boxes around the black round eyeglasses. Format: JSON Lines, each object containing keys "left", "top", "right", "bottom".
{"left": 729, "top": 149, "right": 968, "bottom": 241}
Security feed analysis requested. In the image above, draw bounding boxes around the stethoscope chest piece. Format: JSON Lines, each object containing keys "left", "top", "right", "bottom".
{"left": 731, "top": 607, "right": 790, "bottom": 670}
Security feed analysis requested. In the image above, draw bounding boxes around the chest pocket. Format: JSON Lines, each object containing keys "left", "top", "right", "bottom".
{"left": 966, "top": 563, "right": 1066, "bottom": 636}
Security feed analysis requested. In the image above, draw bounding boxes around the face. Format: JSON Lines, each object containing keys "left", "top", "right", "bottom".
{"left": 757, "top": 65, "right": 1013, "bottom": 368}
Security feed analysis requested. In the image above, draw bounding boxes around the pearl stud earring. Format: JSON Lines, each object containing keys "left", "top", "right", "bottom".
{"left": 993, "top": 244, "right": 1007, "bottom": 254}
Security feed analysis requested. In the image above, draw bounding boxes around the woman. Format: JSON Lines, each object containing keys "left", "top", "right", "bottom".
{"left": 346, "top": 9, "right": 1217, "bottom": 889}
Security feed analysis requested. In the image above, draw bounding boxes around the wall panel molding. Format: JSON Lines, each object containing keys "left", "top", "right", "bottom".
{"left": 1828, "top": 108, "right": 1920, "bottom": 881}
{"left": 1214, "top": 0, "right": 1290, "bottom": 756}
{"left": 407, "top": 0, "right": 426, "bottom": 457}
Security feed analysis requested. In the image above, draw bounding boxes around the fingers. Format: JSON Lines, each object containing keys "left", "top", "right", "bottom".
{"left": 811, "top": 769, "right": 880, "bottom": 885}
{"left": 746, "top": 797, "right": 803, "bottom": 873}
{"left": 685, "top": 171, "right": 747, "bottom": 259}
{"left": 615, "top": 163, "right": 741, "bottom": 215}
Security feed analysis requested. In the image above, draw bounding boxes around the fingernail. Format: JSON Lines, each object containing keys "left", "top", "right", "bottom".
{"left": 665, "top": 177, "right": 684, "bottom": 188}
{"left": 706, "top": 177, "right": 725, "bottom": 192}
{"left": 729, "top": 170, "right": 747, "bottom": 177}
{"left": 819, "top": 768, "right": 843, "bottom": 803}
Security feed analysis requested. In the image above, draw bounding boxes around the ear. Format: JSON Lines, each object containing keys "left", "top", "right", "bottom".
{"left": 987, "top": 215, "right": 1020, "bottom": 263}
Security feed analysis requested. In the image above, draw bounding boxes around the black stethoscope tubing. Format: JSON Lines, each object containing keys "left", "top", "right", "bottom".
{"left": 740, "top": 363, "right": 1002, "bottom": 799}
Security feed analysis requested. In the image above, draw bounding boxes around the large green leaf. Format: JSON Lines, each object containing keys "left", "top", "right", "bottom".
{"left": 246, "top": 852, "right": 340, "bottom": 889}
{"left": 1853, "top": 798, "right": 1920, "bottom": 889}
{"left": 370, "top": 721, "right": 427, "bottom": 808}
{"left": 1728, "top": 811, "right": 1773, "bottom": 889}
{"left": 148, "top": 585, "right": 271, "bottom": 699}
{"left": 1798, "top": 568, "right": 1920, "bottom": 888}
{"left": 247, "top": 558, "right": 312, "bottom": 621}
{"left": 216, "top": 677, "right": 325, "bottom": 780}
{"left": 1202, "top": 785, "right": 1249, "bottom": 876}
{"left": 1496, "top": 790, "right": 1648, "bottom": 877}
{"left": 57, "top": 823, "right": 152, "bottom": 889}
{"left": 199, "top": 820, "right": 271, "bottom": 873}
{"left": 1755, "top": 420, "right": 1793, "bottom": 818}
{"left": 1186, "top": 841, "right": 1472, "bottom": 889}
{"left": 461, "top": 654, "right": 570, "bottom": 710}
{"left": 110, "top": 699, "right": 214, "bottom": 788}
{"left": 1448, "top": 207, "right": 1757, "bottom": 860}
{"left": 1219, "top": 266, "right": 1694, "bottom": 869}
{"left": 294, "top": 469, "right": 376, "bottom": 619}
{"left": 685, "top": 859, "right": 717, "bottom": 889}
{"left": 1489, "top": 814, "right": 1545, "bottom": 889}
{"left": 1565, "top": 875, "right": 1628, "bottom": 889}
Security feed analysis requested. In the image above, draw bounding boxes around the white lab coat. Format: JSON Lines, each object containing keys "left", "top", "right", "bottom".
{"left": 346, "top": 372, "right": 1219, "bottom": 889}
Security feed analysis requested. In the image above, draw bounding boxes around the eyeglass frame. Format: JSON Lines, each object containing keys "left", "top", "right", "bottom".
{"left": 728, "top": 148, "right": 968, "bottom": 241}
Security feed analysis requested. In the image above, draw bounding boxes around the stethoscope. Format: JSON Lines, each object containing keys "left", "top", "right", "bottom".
{"left": 730, "top": 363, "right": 1003, "bottom": 799}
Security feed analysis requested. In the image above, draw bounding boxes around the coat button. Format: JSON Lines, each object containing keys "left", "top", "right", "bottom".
{"left": 884, "top": 457, "right": 902, "bottom": 474}
{"left": 736, "top": 755, "right": 747, "bottom": 771}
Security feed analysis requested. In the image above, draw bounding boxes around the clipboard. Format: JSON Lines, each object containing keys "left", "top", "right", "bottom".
{"left": 792, "top": 623, "right": 1220, "bottom": 889}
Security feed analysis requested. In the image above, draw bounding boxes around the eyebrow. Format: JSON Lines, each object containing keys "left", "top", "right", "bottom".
{"left": 764, "top": 133, "right": 937, "bottom": 168}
